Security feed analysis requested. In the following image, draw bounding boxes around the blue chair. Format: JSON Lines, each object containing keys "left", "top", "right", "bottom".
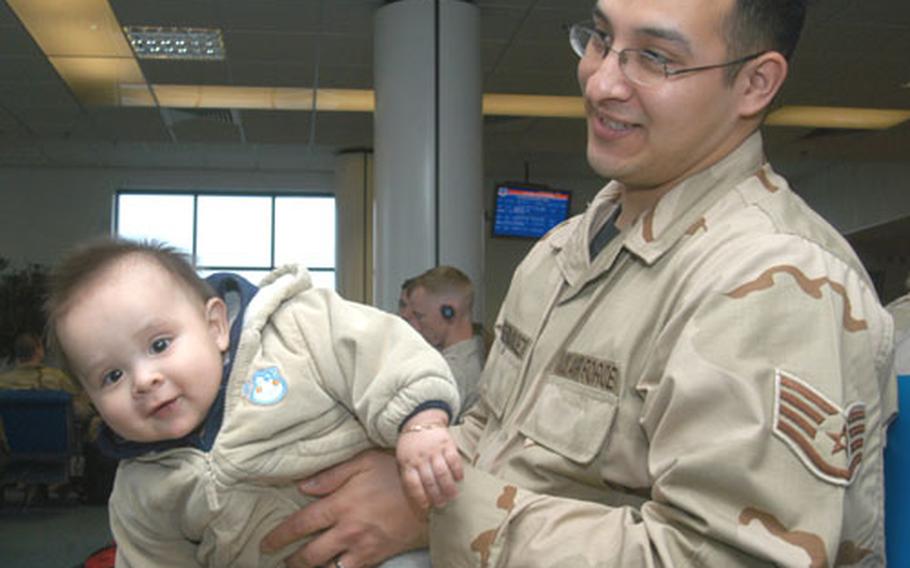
{"left": 0, "top": 389, "right": 79, "bottom": 506}
{"left": 885, "top": 375, "right": 909, "bottom": 565}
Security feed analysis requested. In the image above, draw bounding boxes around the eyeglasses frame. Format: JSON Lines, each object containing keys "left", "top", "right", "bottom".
{"left": 568, "top": 22, "right": 767, "bottom": 86}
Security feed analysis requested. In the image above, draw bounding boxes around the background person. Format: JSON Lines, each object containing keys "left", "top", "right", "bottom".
{"left": 408, "top": 266, "right": 486, "bottom": 418}
{"left": 396, "top": 278, "right": 419, "bottom": 330}
{"left": 0, "top": 331, "right": 101, "bottom": 500}
{"left": 262, "top": 1, "right": 896, "bottom": 566}
{"left": 0, "top": 331, "right": 96, "bottom": 431}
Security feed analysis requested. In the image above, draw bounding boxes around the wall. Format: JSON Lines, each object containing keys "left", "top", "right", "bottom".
{"left": 780, "top": 159, "right": 910, "bottom": 234}
{"left": 2, "top": 155, "right": 909, "bottom": 328}
{"left": 481, "top": 172, "right": 603, "bottom": 329}
{"left": 780, "top": 158, "right": 910, "bottom": 302}
{"left": 0, "top": 166, "right": 334, "bottom": 267}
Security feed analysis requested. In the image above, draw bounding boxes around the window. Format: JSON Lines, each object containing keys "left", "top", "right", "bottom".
{"left": 115, "top": 191, "right": 336, "bottom": 289}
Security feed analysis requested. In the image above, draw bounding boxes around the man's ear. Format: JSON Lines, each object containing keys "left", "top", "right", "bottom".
{"left": 205, "top": 297, "right": 230, "bottom": 352}
{"left": 737, "top": 51, "right": 788, "bottom": 119}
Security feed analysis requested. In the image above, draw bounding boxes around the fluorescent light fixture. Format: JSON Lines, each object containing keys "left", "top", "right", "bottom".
{"left": 6, "top": 0, "right": 151, "bottom": 105}
{"left": 6, "top": 0, "right": 132, "bottom": 58}
{"left": 766, "top": 106, "right": 910, "bottom": 130}
{"left": 483, "top": 94, "right": 584, "bottom": 118}
{"left": 119, "top": 86, "right": 586, "bottom": 117}
{"left": 52, "top": 57, "right": 148, "bottom": 105}
{"left": 120, "top": 85, "right": 376, "bottom": 112}
{"left": 124, "top": 26, "right": 225, "bottom": 60}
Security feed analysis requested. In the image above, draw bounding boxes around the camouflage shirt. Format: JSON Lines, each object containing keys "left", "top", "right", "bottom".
{"left": 431, "top": 133, "right": 897, "bottom": 567}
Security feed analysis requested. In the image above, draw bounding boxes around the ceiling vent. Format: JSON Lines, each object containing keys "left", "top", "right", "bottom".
{"left": 161, "top": 107, "right": 240, "bottom": 127}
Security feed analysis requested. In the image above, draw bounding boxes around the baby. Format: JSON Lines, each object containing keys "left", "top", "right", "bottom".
{"left": 46, "top": 238, "right": 462, "bottom": 567}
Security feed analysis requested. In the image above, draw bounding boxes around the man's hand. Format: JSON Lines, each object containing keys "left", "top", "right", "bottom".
{"left": 260, "top": 449, "right": 428, "bottom": 568}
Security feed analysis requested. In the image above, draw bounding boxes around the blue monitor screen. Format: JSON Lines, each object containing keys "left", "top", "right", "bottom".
{"left": 492, "top": 184, "right": 571, "bottom": 239}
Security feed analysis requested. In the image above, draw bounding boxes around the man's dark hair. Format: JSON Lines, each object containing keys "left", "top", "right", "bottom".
{"left": 724, "top": 0, "right": 807, "bottom": 80}
{"left": 727, "top": 0, "right": 808, "bottom": 60}
{"left": 13, "top": 332, "right": 41, "bottom": 363}
{"left": 45, "top": 237, "right": 216, "bottom": 373}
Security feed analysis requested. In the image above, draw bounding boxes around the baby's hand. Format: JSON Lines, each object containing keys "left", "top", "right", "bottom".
{"left": 397, "top": 411, "right": 463, "bottom": 510}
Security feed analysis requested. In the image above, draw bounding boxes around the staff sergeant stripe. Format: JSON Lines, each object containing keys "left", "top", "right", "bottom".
{"left": 781, "top": 375, "right": 839, "bottom": 415}
{"left": 776, "top": 420, "right": 854, "bottom": 481}
{"left": 780, "top": 390, "right": 826, "bottom": 424}
{"left": 774, "top": 371, "right": 865, "bottom": 486}
{"left": 779, "top": 405, "right": 817, "bottom": 438}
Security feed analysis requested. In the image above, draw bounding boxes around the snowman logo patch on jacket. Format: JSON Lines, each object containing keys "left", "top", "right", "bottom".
{"left": 242, "top": 367, "right": 288, "bottom": 406}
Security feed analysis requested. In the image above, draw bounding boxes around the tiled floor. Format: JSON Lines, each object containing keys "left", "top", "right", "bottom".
{"left": 0, "top": 501, "right": 112, "bottom": 568}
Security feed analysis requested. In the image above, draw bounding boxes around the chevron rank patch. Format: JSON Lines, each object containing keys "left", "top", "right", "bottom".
{"left": 772, "top": 370, "right": 865, "bottom": 486}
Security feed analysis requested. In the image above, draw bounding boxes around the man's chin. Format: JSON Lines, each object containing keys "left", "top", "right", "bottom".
{"left": 586, "top": 152, "right": 626, "bottom": 182}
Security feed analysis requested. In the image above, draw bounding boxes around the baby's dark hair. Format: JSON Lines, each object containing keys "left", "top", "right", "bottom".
{"left": 45, "top": 237, "right": 216, "bottom": 373}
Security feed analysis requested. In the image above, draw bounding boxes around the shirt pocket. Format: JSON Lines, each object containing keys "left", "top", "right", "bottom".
{"left": 519, "top": 374, "right": 618, "bottom": 464}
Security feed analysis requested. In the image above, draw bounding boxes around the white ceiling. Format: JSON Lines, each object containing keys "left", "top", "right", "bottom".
{"left": 0, "top": 0, "right": 908, "bottom": 172}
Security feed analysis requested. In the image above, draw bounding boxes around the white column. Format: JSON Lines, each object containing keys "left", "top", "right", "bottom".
{"left": 373, "top": 0, "right": 484, "bottom": 318}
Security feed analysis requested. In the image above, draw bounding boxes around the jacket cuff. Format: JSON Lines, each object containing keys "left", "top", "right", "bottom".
{"left": 398, "top": 400, "right": 453, "bottom": 431}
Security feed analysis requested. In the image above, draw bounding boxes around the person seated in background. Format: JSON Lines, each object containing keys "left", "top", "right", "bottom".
{"left": 45, "top": 238, "right": 462, "bottom": 567}
{"left": 0, "top": 331, "right": 102, "bottom": 500}
{"left": 408, "top": 266, "right": 486, "bottom": 418}
{"left": 0, "top": 331, "right": 98, "bottom": 439}
{"left": 397, "top": 277, "right": 419, "bottom": 329}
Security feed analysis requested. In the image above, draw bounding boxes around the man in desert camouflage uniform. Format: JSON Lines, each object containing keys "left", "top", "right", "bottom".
{"left": 263, "top": 1, "right": 897, "bottom": 566}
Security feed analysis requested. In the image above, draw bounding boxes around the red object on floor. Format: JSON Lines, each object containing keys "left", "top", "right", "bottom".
{"left": 83, "top": 543, "right": 116, "bottom": 568}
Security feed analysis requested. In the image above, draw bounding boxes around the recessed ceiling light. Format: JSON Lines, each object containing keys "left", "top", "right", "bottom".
{"left": 124, "top": 26, "right": 225, "bottom": 60}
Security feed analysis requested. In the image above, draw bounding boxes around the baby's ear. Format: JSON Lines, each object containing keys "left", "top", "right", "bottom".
{"left": 205, "top": 297, "right": 230, "bottom": 352}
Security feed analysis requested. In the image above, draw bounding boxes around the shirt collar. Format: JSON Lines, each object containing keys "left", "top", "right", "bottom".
{"left": 551, "top": 131, "right": 766, "bottom": 286}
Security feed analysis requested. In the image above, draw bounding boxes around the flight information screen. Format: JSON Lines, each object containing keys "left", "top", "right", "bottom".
{"left": 492, "top": 184, "right": 571, "bottom": 239}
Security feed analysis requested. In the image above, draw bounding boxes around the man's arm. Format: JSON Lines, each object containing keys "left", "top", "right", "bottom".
{"left": 261, "top": 450, "right": 428, "bottom": 568}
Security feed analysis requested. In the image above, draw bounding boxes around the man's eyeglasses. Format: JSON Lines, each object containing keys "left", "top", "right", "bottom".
{"left": 568, "top": 22, "right": 765, "bottom": 88}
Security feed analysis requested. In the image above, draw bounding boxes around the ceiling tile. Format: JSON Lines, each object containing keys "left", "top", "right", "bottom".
{"left": 320, "top": 0, "right": 382, "bottom": 36}
{"left": 111, "top": 0, "right": 217, "bottom": 28}
{"left": 171, "top": 117, "right": 243, "bottom": 143}
{"left": 139, "top": 59, "right": 233, "bottom": 85}
{"left": 224, "top": 32, "right": 372, "bottom": 68}
{"left": 0, "top": 17, "right": 43, "bottom": 57}
{"left": 0, "top": 0, "right": 902, "bottom": 170}
{"left": 82, "top": 107, "right": 172, "bottom": 143}
{"left": 479, "top": 6, "right": 527, "bottom": 43}
{"left": 241, "top": 110, "right": 311, "bottom": 144}
{"left": 0, "top": 83, "right": 80, "bottom": 111}
{"left": 0, "top": 56, "right": 64, "bottom": 84}
{"left": 218, "top": 0, "right": 322, "bottom": 33}
{"left": 308, "top": 111, "right": 373, "bottom": 147}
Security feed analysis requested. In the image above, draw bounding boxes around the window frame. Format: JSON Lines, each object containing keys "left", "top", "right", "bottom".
{"left": 114, "top": 189, "right": 336, "bottom": 282}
